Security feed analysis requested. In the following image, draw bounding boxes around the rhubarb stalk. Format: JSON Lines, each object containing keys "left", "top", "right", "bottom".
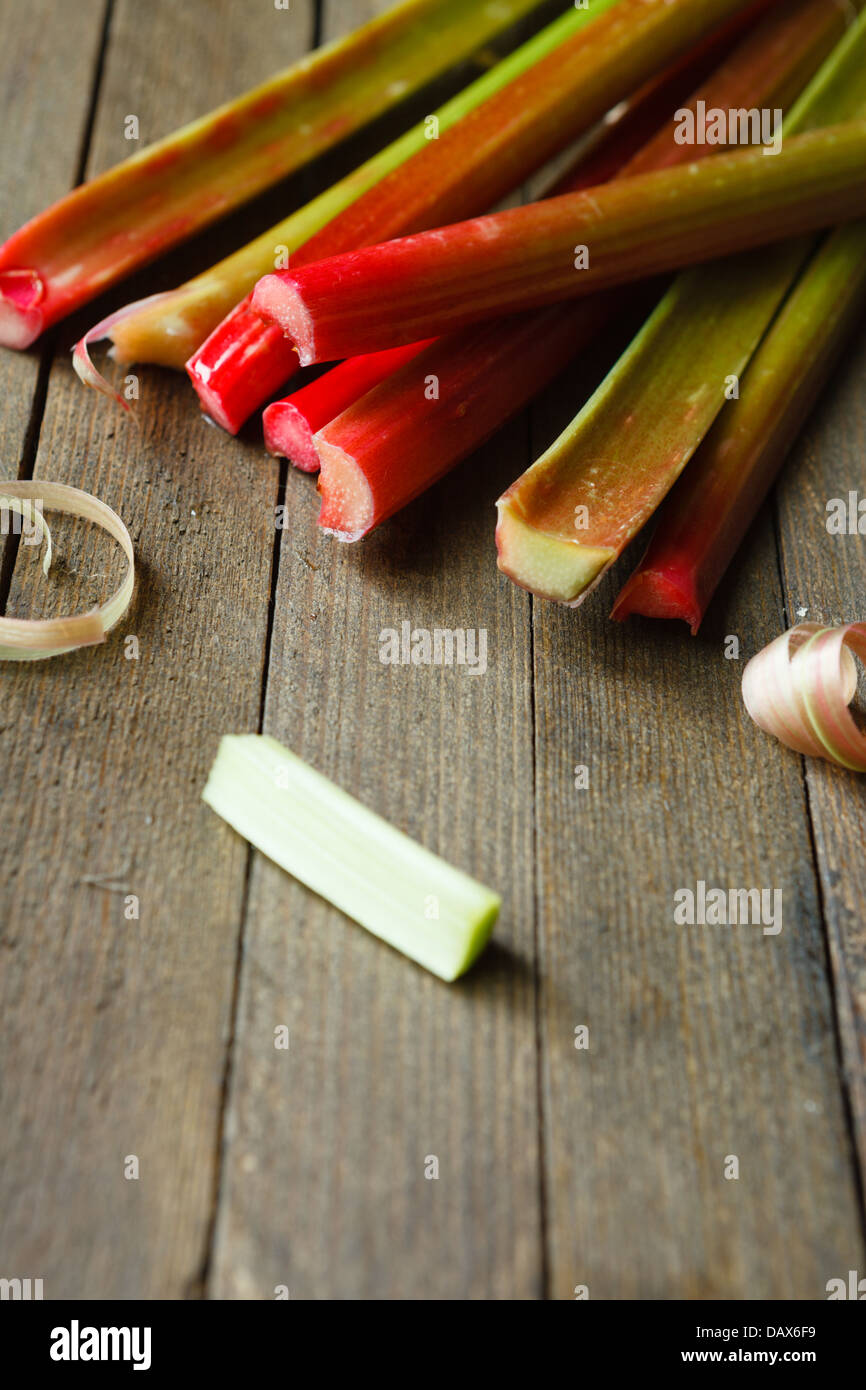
{"left": 0, "top": 0, "right": 554, "bottom": 349}
{"left": 252, "top": 123, "right": 866, "bottom": 366}
{"left": 263, "top": 341, "right": 433, "bottom": 470}
{"left": 191, "top": 0, "right": 760, "bottom": 430}
{"left": 308, "top": 0, "right": 848, "bottom": 533}
{"left": 611, "top": 220, "right": 866, "bottom": 631}
{"left": 495, "top": 11, "right": 866, "bottom": 605}
{"left": 77, "top": 0, "right": 622, "bottom": 416}
{"left": 202, "top": 734, "right": 500, "bottom": 980}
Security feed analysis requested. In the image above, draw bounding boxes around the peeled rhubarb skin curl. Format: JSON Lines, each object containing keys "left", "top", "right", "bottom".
{"left": 742, "top": 623, "right": 866, "bottom": 772}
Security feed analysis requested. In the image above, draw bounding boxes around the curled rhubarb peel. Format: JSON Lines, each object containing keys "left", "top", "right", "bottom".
{"left": 742, "top": 624, "right": 866, "bottom": 772}
{"left": 0, "top": 482, "right": 134, "bottom": 660}
{"left": 71, "top": 294, "right": 177, "bottom": 410}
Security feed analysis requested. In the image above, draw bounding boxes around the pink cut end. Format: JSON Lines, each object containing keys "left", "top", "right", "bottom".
{"left": 316, "top": 437, "right": 374, "bottom": 542}
{"left": 262, "top": 401, "right": 321, "bottom": 472}
{"left": 611, "top": 570, "right": 702, "bottom": 635}
{"left": 0, "top": 268, "right": 45, "bottom": 348}
{"left": 251, "top": 274, "right": 315, "bottom": 366}
{"left": 186, "top": 356, "right": 248, "bottom": 435}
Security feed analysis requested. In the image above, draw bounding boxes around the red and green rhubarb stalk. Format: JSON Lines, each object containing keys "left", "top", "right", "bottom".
{"left": 251, "top": 122, "right": 866, "bottom": 365}
{"left": 543, "top": 0, "right": 779, "bottom": 193}
{"left": 308, "top": 0, "right": 847, "bottom": 533}
{"left": 263, "top": 340, "right": 433, "bottom": 470}
{"left": 495, "top": 11, "right": 866, "bottom": 605}
{"left": 611, "top": 219, "right": 866, "bottom": 631}
{"left": 1, "top": 0, "right": 552, "bottom": 349}
{"left": 76, "top": 0, "right": 620, "bottom": 404}
{"left": 193, "top": 0, "right": 760, "bottom": 430}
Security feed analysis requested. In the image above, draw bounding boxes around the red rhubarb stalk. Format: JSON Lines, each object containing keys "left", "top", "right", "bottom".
{"left": 190, "top": 0, "right": 758, "bottom": 431}
{"left": 252, "top": 122, "right": 866, "bottom": 366}
{"left": 0, "top": 0, "right": 551, "bottom": 348}
{"left": 611, "top": 219, "right": 866, "bottom": 632}
{"left": 315, "top": 302, "right": 623, "bottom": 540}
{"left": 311, "top": 0, "right": 844, "bottom": 533}
{"left": 263, "top": 341, "right": 433, "bottom": 471}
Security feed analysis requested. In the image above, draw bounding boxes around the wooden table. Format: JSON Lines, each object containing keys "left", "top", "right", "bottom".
{"left": 1, "top": 0, "right": 864, "bottom": 1301}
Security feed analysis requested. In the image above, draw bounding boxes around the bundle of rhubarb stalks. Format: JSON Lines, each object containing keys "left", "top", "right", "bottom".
{"left": 4, "top": 0, "right": 866, "bottom": 634}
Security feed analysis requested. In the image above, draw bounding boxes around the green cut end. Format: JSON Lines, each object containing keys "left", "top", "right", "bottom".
{"left": 495, "top": 501, "right": 614, "bottom": 604}
{"left": 202, "top": 734, "right": 500, "bottom": 981}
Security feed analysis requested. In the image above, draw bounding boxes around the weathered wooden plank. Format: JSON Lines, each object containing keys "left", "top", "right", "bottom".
{"left": 209, "top": 0, "right": 542, "bottom": 1302}
{"left": 530, "top": 333, "right": 865, "bottom": 1298}
{"left": 0, "top": 0, "right": 106, "bottom": 465}
{"left": 0, "top": 0, "right": 299, "bottom": 1298}
{"left": 773, "top": 319, "right": 866, "bottom": 1187}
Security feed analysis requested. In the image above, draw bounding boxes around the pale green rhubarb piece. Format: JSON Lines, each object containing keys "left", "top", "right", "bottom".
{"left": 496, "top": 7, "right": 866, "bottom": 605}
{"left": 202, "top": 735, "right": 500, "bottom": 981}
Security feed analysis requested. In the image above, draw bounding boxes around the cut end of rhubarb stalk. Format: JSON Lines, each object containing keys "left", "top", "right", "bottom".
{"left": 251, "top": 274, "right": 314, "bottom": 366}
{"left": 0, "top": 268, "right": 45, "bottom": 348}
{"left": 317, "top": 436, "right": 374, "bottom": 541}
{"left": 262, "top": 400, "right": 320, "bottom": 472}
{"left": 495, "top": 500, "right": 613, "bottom": 606}
{"left": 611, "top": 568, "right": 702, "bottom": 634}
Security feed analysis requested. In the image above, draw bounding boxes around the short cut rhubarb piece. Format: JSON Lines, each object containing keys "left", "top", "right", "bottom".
{"left": 612, "top": 220, "right": 866, "bottom": 631}
{"left": 308, "top": 0, "right": 845, "bottom": 526}
{"left": 263, "top": 341, "right": 433, "bottom": 469}
{"left": 202, "top": 734, "right": 500, "bottom": 981}
{"left": 0, "top": 0, "right": 553, "bottom": 348}
{"left": 200, "top": 0, "right": 761, "bottom": 426}
{"left": 252, "top": 122, "right": 866, "bottom": 365}
{"left": 77, "top": 0, "right": 617, "bottom": 404}
{"left": 496, "top": 11, "right": 866, "bottom": 604}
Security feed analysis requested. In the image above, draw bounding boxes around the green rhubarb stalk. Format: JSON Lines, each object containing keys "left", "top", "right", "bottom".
{"left": 611, "top": 220, "right": 866, "bottom": 631}
{"left": 76, "top": 0, "right": 623, "bottom": 384}
{"left": 202, "top": 735, "right": 500, "bottom": 981}
{"left": 0, "top": 0, "right": 549, "bottom": 348}
{"left": 251, "top": 123, "right": 866, "bottom": 365}
{"left": 496, "top": 9, "right": 866, "bottom": 605}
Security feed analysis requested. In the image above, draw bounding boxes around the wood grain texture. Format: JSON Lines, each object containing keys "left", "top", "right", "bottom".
{"left": 207, "top": 0, "right": 541, "bottom": 1307}
{"left": 773, "top": 318, "right": 866, "bottom": 1182}
{"left": 1, "top": 0, "right": 865, "bottom": 1303}
{"left": 0, "top": 0, "right": 297, "bottom": 1299}
{"left": 529, "top": 327, "right": 865, "bottom": 1300}
{"left": 209, "top": 407, "right": 542, "bottom": 1301}
{"left": 0, "top": 0, "right": 106, "bottom": 466}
